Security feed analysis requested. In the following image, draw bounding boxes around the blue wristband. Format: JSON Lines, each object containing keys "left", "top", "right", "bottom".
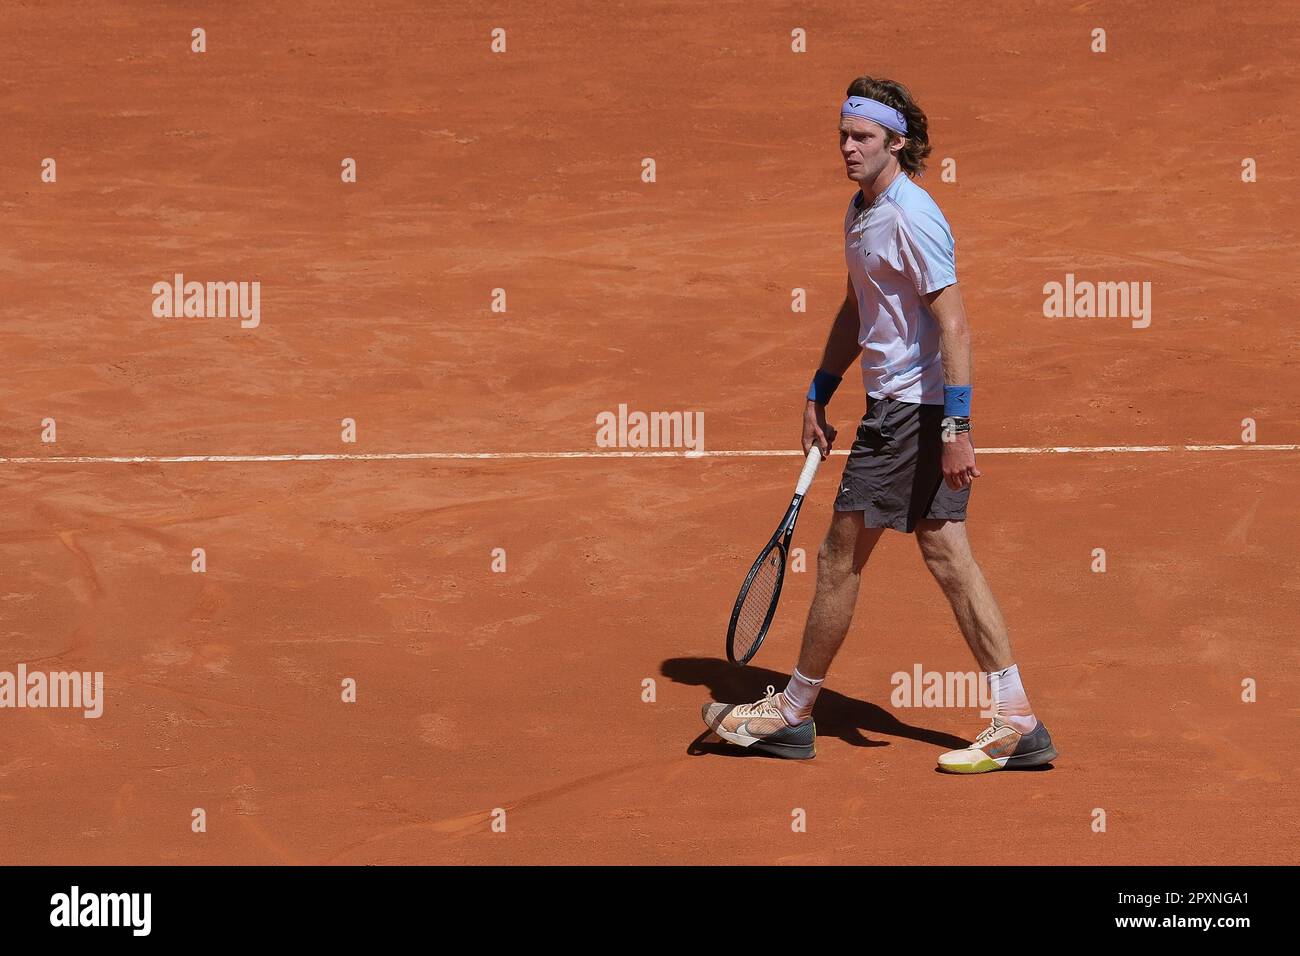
{"left": 808, "top": 369, "right": 842, "bottom": 405}
{"left": 943, "top": 385, "right": 972, "bottom": 417}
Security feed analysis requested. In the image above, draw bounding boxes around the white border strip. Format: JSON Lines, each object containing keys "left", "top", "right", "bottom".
{"left": 0, "top": 445, "right": 1297, "bottom": 464}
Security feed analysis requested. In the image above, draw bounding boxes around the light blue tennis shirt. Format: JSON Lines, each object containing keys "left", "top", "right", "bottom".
{"left": 843, "top": 172, "right": 957, "bottom": 403}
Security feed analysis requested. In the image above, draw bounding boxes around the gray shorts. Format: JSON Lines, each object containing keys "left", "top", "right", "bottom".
{"left": 833, "top": 397, "right": 970, "bottom": 532}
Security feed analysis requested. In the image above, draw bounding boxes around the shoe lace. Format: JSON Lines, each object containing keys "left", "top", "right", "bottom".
{"left": 739, "top": 685, "right": 780, "bottom": 718}
{"left": 973, "top": 720, "right": 1002, "bottom": 747}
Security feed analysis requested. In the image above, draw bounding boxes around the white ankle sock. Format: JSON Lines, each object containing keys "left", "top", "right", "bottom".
{"left": 989, "top": 664, "right": 1037, "bottom": 735}
{"left": 779, "top": 668, "right": 824, "bottom": 724}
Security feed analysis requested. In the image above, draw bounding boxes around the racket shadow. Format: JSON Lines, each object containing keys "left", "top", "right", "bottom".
{"left": 662, "top": 656, "right": 970, "bottom": 754}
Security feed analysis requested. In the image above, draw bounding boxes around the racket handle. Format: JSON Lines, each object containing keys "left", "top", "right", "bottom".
{"left": 794, "top": 446, "right": 823, "bottom": 497}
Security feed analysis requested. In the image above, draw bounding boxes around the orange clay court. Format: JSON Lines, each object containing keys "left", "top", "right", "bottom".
{"left": 2, "top": 2, "right": 1297, "bottom": 866}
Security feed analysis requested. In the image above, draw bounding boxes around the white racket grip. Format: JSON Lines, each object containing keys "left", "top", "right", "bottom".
{"left": 794, "top": 447, "right": 823, "bottom": 497}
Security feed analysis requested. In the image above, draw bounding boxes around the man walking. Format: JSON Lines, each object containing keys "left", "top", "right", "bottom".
{"left": 702, "top": 76, "right": 1058, "bottom": 773}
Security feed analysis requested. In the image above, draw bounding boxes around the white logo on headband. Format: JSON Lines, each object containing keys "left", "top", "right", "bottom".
{"left": 841, "top": 97, "right": 908, "bottom": 136}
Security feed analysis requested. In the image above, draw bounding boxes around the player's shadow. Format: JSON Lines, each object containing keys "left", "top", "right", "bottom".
{"left": 662, "top": 656, "right": 971, "bottom": 756}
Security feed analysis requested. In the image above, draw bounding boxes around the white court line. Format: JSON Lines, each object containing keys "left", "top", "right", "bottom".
{"left": 0, "top": 444, "right": 1297, "bottom": 464}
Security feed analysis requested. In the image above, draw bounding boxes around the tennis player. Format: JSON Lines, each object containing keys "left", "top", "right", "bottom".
{"left": 702, "top": 77, "right": 1058, "bottom": 772}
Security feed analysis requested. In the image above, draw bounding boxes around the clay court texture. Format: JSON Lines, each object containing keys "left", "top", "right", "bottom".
{"left": 2, "top": 2, "right": 1297, "bottom": 865}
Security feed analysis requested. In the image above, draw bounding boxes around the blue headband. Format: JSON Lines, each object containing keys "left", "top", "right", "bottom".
{"left": 841, "top": 97, "right": 908, "bottom": 135}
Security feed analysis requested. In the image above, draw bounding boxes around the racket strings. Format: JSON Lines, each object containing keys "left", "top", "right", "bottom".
{"left": 733, "top": 548, "right": 783, "bottom": 658}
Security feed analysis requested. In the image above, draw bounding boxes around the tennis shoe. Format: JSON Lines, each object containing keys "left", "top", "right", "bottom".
{"left": 937, "top": 715, "right": 1058, "bottom": 773}
{"left": 701, "top": 685, "right": 816, "bottom": 759}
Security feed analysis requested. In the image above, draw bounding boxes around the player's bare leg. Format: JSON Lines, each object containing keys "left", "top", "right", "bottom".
{"left": 795, "top": 510, "right": 884, "bottom": 677}
{"left": 914, "top": 518, "right": 1011, "bottom": 671}
{"left": 701, "top": 510, "right": 881, "bottom": 759}
{"left": 916, "top": 518, "right": 1059, "bottom": 772}
{"left": 768, "top": 511, "right": 882, "bottom": 729}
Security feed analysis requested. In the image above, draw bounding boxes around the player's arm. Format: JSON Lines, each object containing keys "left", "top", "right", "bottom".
{"left": 925, "top": 282, "right": 980, "bottom": 490}
{"left": 802, "top": 275, "right": 862, "bottom": 456}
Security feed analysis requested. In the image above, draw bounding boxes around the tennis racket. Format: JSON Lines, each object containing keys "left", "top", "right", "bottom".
{"left": 725, "top": 447, "right": 824, "bottom": 664}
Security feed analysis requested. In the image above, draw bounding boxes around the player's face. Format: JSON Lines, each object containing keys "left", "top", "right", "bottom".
{"left": 839, "top": 118, "right": 896, "bottom": 183}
